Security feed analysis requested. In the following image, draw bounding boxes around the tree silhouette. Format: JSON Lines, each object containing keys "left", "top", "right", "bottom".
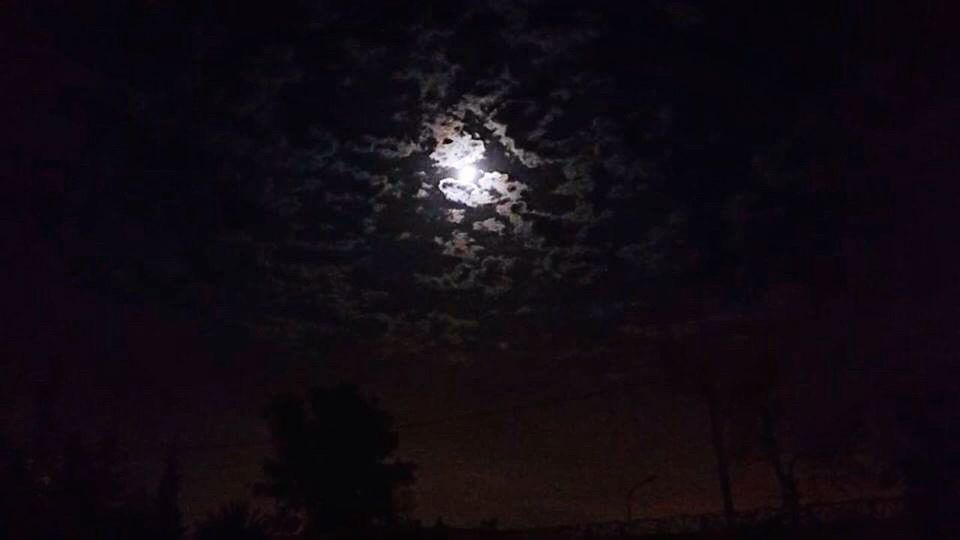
{"left": 258, "top": 384, "right": 414, "bottom": 535}
{"left": 656, "top": 320, "right": 744, "bottom": 526}
{"left": 154, "top": 450, "right": 183, "bottom": 540}
{"left": 721, "top": 329, "right": 802, "bottom": 524}
{"left": 724, "top": 323, "right": 873, "bottom": 526}
{"left": 195, "top": 501, "right": 269, "bottom": 540}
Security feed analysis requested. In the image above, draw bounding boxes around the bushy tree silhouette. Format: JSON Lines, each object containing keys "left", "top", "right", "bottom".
{"left": 195, "top": 501, "right": 269, "bottom": 540}
{"left": 258, "top": 384, "right": 414, "bottom": 536}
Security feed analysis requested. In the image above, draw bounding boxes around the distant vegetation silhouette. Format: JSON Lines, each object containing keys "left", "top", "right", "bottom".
{"left": 0, "top": 385, "right": 415, "bottom": 539}
{"left": 0, "top": 434, "right": 181, "bottom": 540}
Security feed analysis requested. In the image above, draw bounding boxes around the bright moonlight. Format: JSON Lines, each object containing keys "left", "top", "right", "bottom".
{"left": 457, "top": 164, "right": 478, "bottom": 183}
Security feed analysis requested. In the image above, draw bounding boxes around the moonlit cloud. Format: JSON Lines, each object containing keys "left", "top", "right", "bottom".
{"left": 236, "top": 0, "right": 700, "bottom": 359}
{"left": 438, "top": 171, "right": 527, "bottom": 208}
{"left": 429, "top": 132, "right": 485, "bottom": 170}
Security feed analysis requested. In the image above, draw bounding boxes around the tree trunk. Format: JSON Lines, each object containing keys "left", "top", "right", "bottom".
{"left": 776, "top": 461, "right": 801, "bottom": 524}
{"left": 762, "top": 411, "right": 801, "bottom": 523}
{"left": 705, "top": 382, "right": 736, "bottom": 527}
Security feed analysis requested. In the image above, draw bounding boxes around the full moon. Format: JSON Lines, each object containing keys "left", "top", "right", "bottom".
{"left": 457, "top": 164, "right": 478, "bottom": 183}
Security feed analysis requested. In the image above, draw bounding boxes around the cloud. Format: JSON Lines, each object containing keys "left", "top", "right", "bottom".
{"left": 429, "top": 132, "right": 486, "bottom": 170}
{"left": 438, "top": 171, "right": 527, "bottom": 208}
{"left": 473, "top": 218, "right": 506, "bottom": 235}
{"left": 435, "top": 231, "right": 485, "bottom": 260}
{"left": 220, "top": 0, "right": 703, "bottom": 361}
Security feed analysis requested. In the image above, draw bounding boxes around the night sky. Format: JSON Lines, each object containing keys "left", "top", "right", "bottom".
{"left": 4, "top": 0, "right": 959, "bottom": 530}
